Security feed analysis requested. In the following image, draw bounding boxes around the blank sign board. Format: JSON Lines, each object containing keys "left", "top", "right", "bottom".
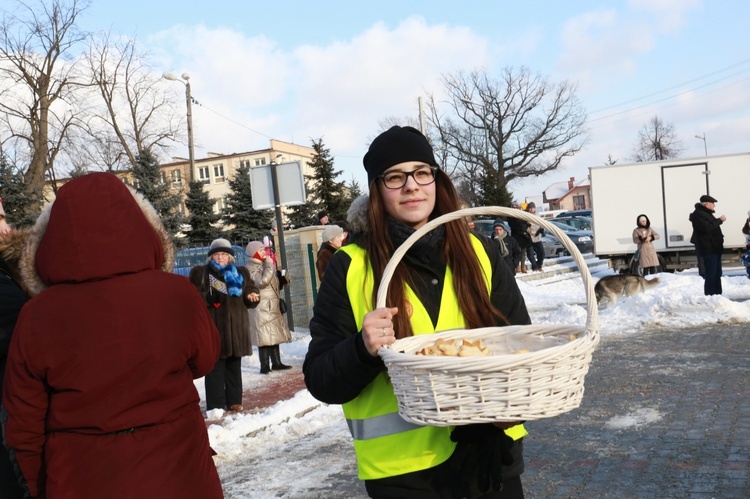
{"left": 250, "top": 161, "right": 306, "bottom": 210}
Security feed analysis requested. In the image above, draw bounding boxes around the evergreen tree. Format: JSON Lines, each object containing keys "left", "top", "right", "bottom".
{"left": 185, "top": 180, "right": 221, "bottom": 246}
{"left": 305, "top": 138, "right": 349, "bottom": 222}
{"left": 132, "top": 149, "right": 185, "bottom": 237}
{"left": 222, "top": 163, "right": 271, "bottom": 243}
{"left": 476, "top": 166, "right": 514, "bottom": 207}
{"left": 0, "top": 154, "right": 37, "bottom": 227}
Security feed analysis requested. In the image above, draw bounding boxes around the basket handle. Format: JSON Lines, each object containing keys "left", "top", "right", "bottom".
{"left": 375, "top": 206, "right": 598, "bottom": 338}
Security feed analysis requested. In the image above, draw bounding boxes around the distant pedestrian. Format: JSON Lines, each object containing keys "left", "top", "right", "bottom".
{"left": 190, "top": 238, "right": 261, "bottom": 411}
{"left": 492, "top": 220, "right": 521, "bottom": 275}
{"left": 0, "top": 224, "right": 27, "bottom": 499}
{"left": 246, "top": 241, "right": 292, "bottom": 374}
{"left": 742, "top": 211, "right": 750, "bottom": 279}
{"left": 316, "top": 211, "right": 329, "bottom": 225}
{"left": 316, "top": 224, "right": 344, "bottom": 282}
{"left": 525, "top": 202, "right": 545, "bottom": 271}
{"left": 632, "top": 214, "right": 661, "bottom": 275}
{"left": 508, "top": 204, "right": 532, "bottom": 273}
{"left": 689, "top": 195, "right": 725, "bottom": 295}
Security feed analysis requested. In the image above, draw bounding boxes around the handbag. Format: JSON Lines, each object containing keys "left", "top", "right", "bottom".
{"left": 279, "top": 297, "right": 288, "bottom": 314}
{"left": 629, "top": 248, "right": 643, "bottom": 276}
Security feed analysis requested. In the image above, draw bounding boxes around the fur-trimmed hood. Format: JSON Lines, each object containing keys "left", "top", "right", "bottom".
{"left": 0, "top": 227, "right": 31, "bottom": 292}
{"left": 346, "top": 194, "right": 370, "bottom": 240}
{"left": 19, "top": 173, "right": 175, "bottom": 297}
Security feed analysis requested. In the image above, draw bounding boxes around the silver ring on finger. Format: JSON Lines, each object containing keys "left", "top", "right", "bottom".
{"left": 381, "top": 328, "right": 386, "bottom": 337}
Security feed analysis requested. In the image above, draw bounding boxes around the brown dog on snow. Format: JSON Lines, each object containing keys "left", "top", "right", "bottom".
{"left": 595, "top": 274, "right": 660, "bottom": 307}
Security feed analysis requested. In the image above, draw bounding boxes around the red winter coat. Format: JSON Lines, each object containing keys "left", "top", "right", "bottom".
{"left": 2, "top": 173, "right": 223, "bottom": 498}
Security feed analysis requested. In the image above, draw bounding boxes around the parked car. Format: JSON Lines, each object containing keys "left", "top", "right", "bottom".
{"left": 472, "top": 219, "right": 498, "bottom": 239}
{"left": 542, "top": 234, "right": 565, "bottom": 257}
{"left": 549, "top": 220, "right": 594, "bottom": 254}
{"left": 557, "top": 209, "right": 592, "bottom": 218}
{"left": 554, "top": 215, "right": 592, "bottom": 231}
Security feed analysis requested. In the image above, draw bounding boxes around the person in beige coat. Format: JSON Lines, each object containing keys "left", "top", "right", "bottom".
{"left": 632, "top": 214, "right": 661, "bottom": 275}
{"left": 246, "top": 240, "right": 292, "bottom": 374}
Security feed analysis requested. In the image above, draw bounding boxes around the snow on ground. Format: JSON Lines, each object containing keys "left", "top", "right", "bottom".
{"left": 199, "top": 265, "right": 750, "bottom": 498}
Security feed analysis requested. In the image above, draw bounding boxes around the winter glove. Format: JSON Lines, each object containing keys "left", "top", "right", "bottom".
{"left": 538, "top": 228, "right": 545, "bottom": 237}
{"left": 650, "top": 235, "right": 655, "bottom": 242}
{"left": 450, "top": 423, "right": 514, "bottom": 493}
{"left": 638, "top": 235, "right": 644, "bottom": 242}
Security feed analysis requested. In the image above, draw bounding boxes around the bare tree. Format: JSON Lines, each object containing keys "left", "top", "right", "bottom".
{"left": 0, "top": 0, "right": 89, "bottom": 209}
{"left": 83, "top": 32, "right": 182, "bottom": 171}
{"left": 426, "top": 67, "right": 588, "bottom": 205}
{"left": 631, "top": 115, "right": 684, "bottom": 162}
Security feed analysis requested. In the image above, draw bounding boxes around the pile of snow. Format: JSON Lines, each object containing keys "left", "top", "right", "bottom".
{"left": 198, "top": 267, "right": 750, "bottom": 497}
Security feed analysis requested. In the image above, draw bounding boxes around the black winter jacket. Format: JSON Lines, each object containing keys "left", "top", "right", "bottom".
{"left": 303, "top": 227, "right": 531, "bottom": 486}
{"left": 189, "top": 264, "right": 259, "bottom": 358}
{"left": 508, "top": 217, "right": 532, "bottom": 247}
{"left": 689, "top": 203, "right": 724, "bottom": 255}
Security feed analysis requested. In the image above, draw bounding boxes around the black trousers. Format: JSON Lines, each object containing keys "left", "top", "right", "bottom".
{"left": 703, "top": 253, "right": 723, "bottom": 295}
{"left": 204, "top": 356, "right": 242, "bottom": 410}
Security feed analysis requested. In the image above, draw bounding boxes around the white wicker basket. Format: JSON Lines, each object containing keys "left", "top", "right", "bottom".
{"left": 377, "top": 206, "right": 599, "bottom": 426}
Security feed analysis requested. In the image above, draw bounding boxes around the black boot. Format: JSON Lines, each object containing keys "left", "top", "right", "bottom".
{"left": 271, "top": 345, "right": 291, "bottom": 370}
{"left": 259, "top": 346, "right": 271, "bottom": 374}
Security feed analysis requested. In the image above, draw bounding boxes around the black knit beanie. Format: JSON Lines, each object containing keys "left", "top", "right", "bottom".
{"left": 363, "top": 126, "right": 438, "bottom": 185}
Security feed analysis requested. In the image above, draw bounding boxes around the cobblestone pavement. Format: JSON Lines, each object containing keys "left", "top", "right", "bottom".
{"left": 522, "top": 322, "right": 750, "bottom": 499}
{"left": 319, "top": 323, "right": 750, "bottom": 498}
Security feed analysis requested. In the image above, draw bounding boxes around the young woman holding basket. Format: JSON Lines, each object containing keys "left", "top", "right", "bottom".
{"left": 303, "top": 126, "right": 531, "bottom": 498}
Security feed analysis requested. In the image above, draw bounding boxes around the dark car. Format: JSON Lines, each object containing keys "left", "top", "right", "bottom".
{"left": 549, "top": 220, "right": 594, "bottom": 254}
{"left": 557, "top": 209, "right": 592, "bottom": 218}
{"left": 554, "top": 215, "right": 592, "bottom": 231}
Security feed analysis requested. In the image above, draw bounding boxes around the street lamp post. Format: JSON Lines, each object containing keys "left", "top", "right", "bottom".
{"left": 163, "top": 72, "right": 195, "bottom": 182}
{"left": 695, "top": 133, "right": 708, "bottom": 157}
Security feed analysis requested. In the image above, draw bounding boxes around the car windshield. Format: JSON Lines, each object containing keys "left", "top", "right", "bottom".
{"left": 557, "top": 216, "right": 592, "bottom": 230}
{"left": 550, "top": 220, "right": 579, "bottom": 232}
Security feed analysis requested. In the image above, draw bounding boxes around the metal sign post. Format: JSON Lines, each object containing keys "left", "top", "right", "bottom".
{"left": 250, "top": 161, "right": 306, "bottom": 331}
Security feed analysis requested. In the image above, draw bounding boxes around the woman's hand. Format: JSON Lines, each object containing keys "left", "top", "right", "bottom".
{"left": 247, "top": 292, "right": 260, "bottom": 302}
{"left": 362, "top": 307, "right": 399, "bottom": 356}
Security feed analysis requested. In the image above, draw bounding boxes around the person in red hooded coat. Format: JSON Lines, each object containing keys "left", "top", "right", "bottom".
{"left": 2, "top": 173, "right": 223, "bottom": 498}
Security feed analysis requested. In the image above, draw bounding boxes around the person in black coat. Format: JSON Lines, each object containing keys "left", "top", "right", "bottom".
{"left": 507, "top": 205, "right": 532, "bottom": 273}
{"left": 689, "top": 195, "right": 726, "bottom": 295}
{"left": 304, "top": 126, "right": 531, "bottom": 498}
{"left": 189, "top": 238, "right": 261, "bottom": 411}
{"left": 0, "top": 228, "right": 29, "bottom": 499}
{"left": 491, "top": 220, "right": 521, "bottom": 275}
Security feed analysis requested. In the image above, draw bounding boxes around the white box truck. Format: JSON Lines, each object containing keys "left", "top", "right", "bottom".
{"left": 589, "top": 152, "right": 748, "bottom": 271}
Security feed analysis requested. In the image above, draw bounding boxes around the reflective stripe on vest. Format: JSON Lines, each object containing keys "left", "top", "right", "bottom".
{"left": 340, "top": 235, "right": 505, "bottom": 480}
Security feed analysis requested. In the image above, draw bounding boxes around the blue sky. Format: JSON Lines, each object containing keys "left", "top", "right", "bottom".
{"left": 79, "top": 0, "right": 750, "bottom": 201}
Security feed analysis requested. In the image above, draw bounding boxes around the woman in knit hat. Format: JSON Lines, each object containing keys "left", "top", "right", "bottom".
{"left": 316, "top": 224, "right": 344, "bottom": 281}
{"left": 245, "top": 240, "right": 292, "bottom": 374}
{"left": 304, "top": 126, "right": 531, "bottom": 498}
{"left": 189, "top": 238, "right": 260, "bottom": 412}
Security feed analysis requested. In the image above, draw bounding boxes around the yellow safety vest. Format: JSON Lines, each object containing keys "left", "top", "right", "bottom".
{"left": 340, "top": 235, "right": 527, "bottom": 480}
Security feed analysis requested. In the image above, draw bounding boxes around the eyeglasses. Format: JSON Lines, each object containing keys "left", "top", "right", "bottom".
{"left": 377, "top": 166, "right": 438, "bottom": 189}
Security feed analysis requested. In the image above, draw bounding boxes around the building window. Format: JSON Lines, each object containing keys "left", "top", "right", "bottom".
{"left": 160, "top": 171, "right": 166, "bottom": 184}
{"left": 170, "top": 169, "right": 181, "bottom": 184}
{"left": 214, "top": 197, "right": 226, "bottom": 213}
{"left": 254, "top": 158, "right": 266, "bottom": 166}
{"left": 239, "top": 159, "right": 251, "bottom": 169}
{"left": 198, "top": 166, "right": 210, "bottom": 184}
{"left": 573, "top": 195, "right": 586, "bottom": 210}
{"left": 213, "top": 164, "right": 225, "bottom": 183}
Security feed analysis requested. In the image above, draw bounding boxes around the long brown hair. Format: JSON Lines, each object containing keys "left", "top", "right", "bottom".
{"left": 365, "top": 170, "right": 506, "bottom": 338}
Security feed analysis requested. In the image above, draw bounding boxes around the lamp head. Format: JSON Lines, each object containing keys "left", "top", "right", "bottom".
{"left": 162, "top": 72, "right": 178, "bottom": 81}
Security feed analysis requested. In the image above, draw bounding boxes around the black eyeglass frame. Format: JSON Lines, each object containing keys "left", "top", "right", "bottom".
{"left": 376, "top": 166, "right": 439, "bottom": 190}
